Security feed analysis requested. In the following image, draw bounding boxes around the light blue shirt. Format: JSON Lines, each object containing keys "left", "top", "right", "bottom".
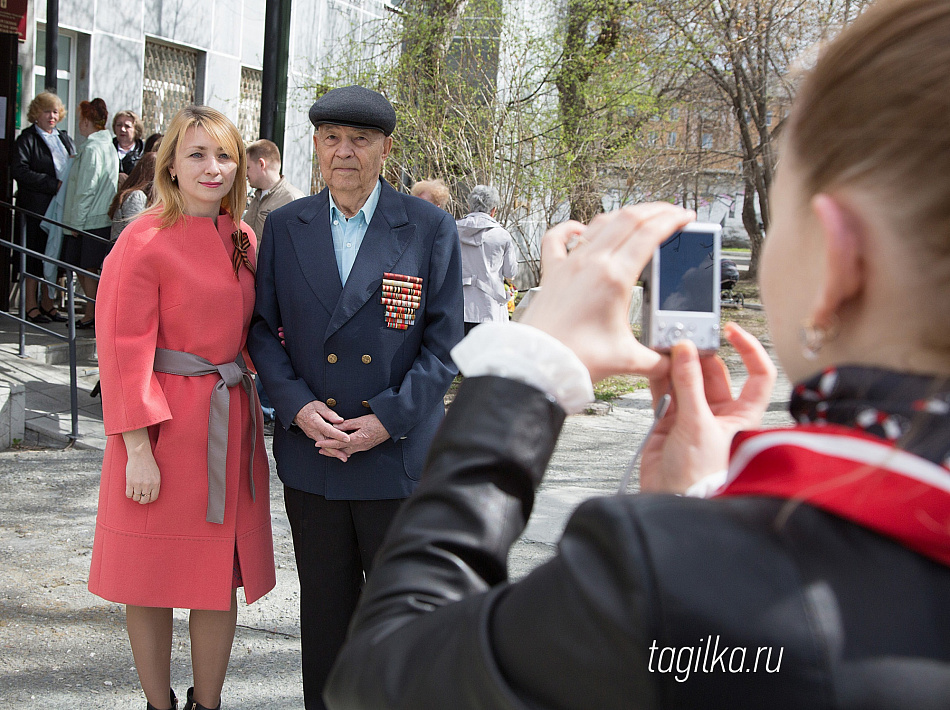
{"left": 329, "top": 180, "right": 381, "bottom": 285}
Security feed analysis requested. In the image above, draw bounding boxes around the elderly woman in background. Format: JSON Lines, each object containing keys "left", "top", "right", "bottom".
{"left": 109, "top": 151, "right": 156, "bottom": 241}
{"left": 11, "top": 91, "right": 76, "bottom": 323}
{"left": 62, "top": 98, "right": 119, "bottom": 329}
{"left": 410, "top": 178, "right": 451, "bottom": 211}
{"left": 113, "top": 109, "right": 146, "bottom": 185}
{"left": 89, "top": 105, "right": 275, "bottom": 710}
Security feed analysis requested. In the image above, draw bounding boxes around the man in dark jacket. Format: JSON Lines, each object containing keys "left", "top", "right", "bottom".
{"left": 247, "top": 85, "right": 463, "bottom": 710}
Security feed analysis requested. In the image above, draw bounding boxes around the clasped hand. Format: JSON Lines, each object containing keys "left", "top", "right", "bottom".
{"left": 294, "top": 400, "right": 390, "bottom": 462}
{"left": 520, "top": 203, "right": 776, "bottom": 494}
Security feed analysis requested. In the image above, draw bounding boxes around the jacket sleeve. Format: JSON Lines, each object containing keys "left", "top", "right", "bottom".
{"left": 502, "top": 231, "right": 519, "bottom": 280}
{"left": 96, "top": 224, "right": 172, "bottom": 434}
{"left": 123, "top": 190, "right": 148, "bottom": 219}
{"left": 62, "top": 144, "right": 102, "bottom": 231}
{"left": 324, "top": 376, "right": 662, "bottom": 710}
{"left": 368, "top": 211, "right": 463, "bottom": 439}
{"left": 246, "top": 215, "right": 320, "bottom": 428}
{"left": 11, "top": 131, "right": 59, "bottom": 196}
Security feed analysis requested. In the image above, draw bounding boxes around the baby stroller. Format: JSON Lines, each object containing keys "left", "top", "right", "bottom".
{"left": 720, "top": 259, "right": 744, "bottom": 308}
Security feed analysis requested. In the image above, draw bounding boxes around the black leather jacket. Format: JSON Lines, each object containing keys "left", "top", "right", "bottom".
{"left": 11, "top": 123, "right": 76, "bottom": 215}
{"left": 114, "top": 136, "right": 145, "bottom": 176}
{"left": 325, "top": 376, "right": 950, "bottom": 709}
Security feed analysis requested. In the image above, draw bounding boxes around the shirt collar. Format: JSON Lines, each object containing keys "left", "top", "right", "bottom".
{"left": 259, "top": 176, "right": 282, "bottom": 199}
{"left": 329, "top": 179, "right": 381, "bottom": 226}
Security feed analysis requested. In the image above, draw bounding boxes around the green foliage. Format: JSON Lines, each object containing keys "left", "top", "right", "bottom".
{"left": 594, "top": 375, "right": 648, "bottom": 401}
{"left": 300, "top": 0, "right": 872, "bottom": 283}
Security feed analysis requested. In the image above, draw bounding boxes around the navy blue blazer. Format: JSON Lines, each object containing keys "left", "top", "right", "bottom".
{"left": 247, "top": 178, "right": 463, "bottom": 500}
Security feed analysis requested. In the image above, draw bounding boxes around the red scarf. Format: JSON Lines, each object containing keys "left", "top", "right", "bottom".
{"left": 715, "top": 424, "right": 950, "bottom": 567}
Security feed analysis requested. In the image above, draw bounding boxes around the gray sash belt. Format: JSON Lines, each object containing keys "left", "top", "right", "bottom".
{"left": 153, "top": 348, "right": 258, "bottom": 524}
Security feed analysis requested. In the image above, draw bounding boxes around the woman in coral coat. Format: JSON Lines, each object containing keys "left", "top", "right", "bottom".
{"left": 88, "top": 106, "right": 275, "bottom": 710}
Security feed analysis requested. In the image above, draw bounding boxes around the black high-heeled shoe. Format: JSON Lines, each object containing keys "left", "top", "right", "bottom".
{"left": 146, "top": 687, "right": 178, "bottom": 710}
{"left": 25, "top": 308, "right": 51, "bottom": 324}
{"left": 74, "top": 318, "right": 95, "bottom": 330}
{"left": 183, "top": 687, "right": 220, "bottom": 710}
{"left": 40, "top": 306, "right": 68, "bottom": 322}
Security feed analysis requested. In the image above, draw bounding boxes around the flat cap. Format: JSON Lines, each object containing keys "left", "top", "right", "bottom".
{"left": 308, "top": 85, "right": 397, "bottom": 136}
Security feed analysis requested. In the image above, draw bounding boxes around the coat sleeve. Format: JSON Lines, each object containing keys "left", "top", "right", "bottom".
{"left": 324, "top": 377, "right": 662, "bottom": 710}
{"left": 63, "top": 145, "right": 99, "bottom": 231}
{"left": 502, "top": 231, "right": 519, "bottom": 281}
{"left": 123, "top": 190, "right": 148, "bottom": 219}
{"left": 368, "top": 211, "right": 463, "bottom": 439}
{"left": 95, "top": 224, "right": 172, "bottom": 435}
{"left": 246, "top": 215, "right": 320, "bottom": 428}
{"left": 11, "top": 131, "right": 58, "bottom": 196}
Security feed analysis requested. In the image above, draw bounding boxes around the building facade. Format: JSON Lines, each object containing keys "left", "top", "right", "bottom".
{"left": 16, "top": 0, "right": 394, "bottom": 194}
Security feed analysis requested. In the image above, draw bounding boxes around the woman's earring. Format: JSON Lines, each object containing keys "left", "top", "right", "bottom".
{"left": 799, "top": 316, "right": 840, "bottom": 360}
{"left": 170, "top": 174, "right": 177, "bottom": 183}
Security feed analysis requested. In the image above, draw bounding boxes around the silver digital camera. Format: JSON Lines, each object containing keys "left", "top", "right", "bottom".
{"left": 641, "top": 222, "right": 722, "bottom": 354}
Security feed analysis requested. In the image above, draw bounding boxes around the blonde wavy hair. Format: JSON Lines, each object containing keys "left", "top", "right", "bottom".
{"left": 152, "top": 106, "right": 247, "bottom": 228}
{"left": 27, "top": 92, "right": 66, "bottom": 125}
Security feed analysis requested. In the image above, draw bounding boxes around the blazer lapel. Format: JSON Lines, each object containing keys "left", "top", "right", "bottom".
{"left": 287, "top": 191, "right": 343, "bottom": 318}
{"left": 325, "top": 180, "right": 414, "bottom": 341}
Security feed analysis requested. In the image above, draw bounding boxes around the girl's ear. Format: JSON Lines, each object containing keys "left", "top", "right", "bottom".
{"left": 807, "top": 193, "right": 866, "bottom": 329}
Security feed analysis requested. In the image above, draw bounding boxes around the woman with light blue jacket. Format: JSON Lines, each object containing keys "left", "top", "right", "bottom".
{"left": 62, "top": 97, "right": 119, "bottom": 329}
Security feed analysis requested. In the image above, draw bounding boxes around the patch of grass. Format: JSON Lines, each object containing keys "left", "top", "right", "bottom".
{"left": 594, "top": 375, "right": 648, "bottom": 401}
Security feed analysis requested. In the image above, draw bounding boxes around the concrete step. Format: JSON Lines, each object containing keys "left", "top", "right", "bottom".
{"left": 24, "top": 338, "right": 98, "bottom": 365}
{"left": 0, "top": 382, "right": 26, "bottom": 450}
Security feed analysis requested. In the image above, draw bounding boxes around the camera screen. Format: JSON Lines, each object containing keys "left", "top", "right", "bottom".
{"left": 658, "top": 231, "right": 716, "bottom": 312}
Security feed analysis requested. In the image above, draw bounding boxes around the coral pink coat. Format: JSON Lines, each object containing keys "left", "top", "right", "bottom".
{"left": 88, "top": 212, "right": 275, "bottom": 611}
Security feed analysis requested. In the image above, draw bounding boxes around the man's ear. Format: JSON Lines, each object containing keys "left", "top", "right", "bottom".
{"left": 380, "top": 135, "right": 393, "bottom": 162}
{"left": 808, "top": 193, "right": 866, "bottom": 329}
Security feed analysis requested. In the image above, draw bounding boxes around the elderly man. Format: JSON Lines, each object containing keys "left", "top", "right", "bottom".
{"left": 456, "top": 185, "right": 519, "bottom": 334}
{"left": 247, "top": 85, "right": 463, "bottom": 710}
{"left": 243, "top": 138, "right": 305, "bottom": 240}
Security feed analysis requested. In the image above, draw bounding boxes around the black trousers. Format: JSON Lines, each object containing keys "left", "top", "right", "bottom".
{"left": 283, "top": 486, "right": 404, "bottom": 710}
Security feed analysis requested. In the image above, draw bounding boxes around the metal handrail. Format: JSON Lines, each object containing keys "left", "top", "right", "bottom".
{"left": 1, "top": 201, "right": 114, "bottom": 244}
{"left": 1, "top": 200, "right": 107, "bottom": 442}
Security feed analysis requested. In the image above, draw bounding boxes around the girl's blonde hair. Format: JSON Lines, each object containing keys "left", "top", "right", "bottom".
{"left": 152, "top": 106, "right": 247, "bottom": 228}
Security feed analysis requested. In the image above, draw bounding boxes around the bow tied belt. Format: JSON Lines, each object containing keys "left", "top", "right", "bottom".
{"left": 153, "top": 348, "right": 258, "bottom": 524}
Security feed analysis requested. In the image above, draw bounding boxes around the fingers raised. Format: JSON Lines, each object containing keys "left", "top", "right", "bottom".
{"left": 724, "top": 322, "right": 776, "bottom": 415}
{"left": 539, "top": 220, "right": 585, "bottom": 283}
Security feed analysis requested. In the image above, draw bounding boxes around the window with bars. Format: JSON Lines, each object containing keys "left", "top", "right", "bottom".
{"left": 239, "top": 67, "right": 263, "bottom": 143}
{"left": 142, "top": 41, "right": 198, "bottom": 135}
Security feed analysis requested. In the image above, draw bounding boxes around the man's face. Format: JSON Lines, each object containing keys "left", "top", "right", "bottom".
{"left": 246, "top": 157, "right": 266, "bottom": 190}
{"left": 313, "top": 124, "right": 392, "bottom": 205}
